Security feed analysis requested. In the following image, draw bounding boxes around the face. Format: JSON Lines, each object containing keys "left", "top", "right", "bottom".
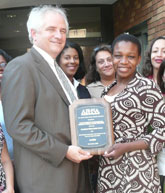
{"left": 95, "top": 50, "right": 115, "bottom": 80}
{"left": 32, "top": 12, "right": 67, "bottom": 59}
{"left": 59, "top": 47, "right": 79, "bottom": 81}
{"left": 0, "top": 55, "right": 7, "bottom": 81}
{"left": 151, "top": 39, "right": 165, "bottom": 70}
{"left": 113, "top": 41, "right": 141, "bottom": 80}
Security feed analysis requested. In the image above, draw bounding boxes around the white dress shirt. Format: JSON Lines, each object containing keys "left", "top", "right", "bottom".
{"left": 33, "top": 45, "right": 78, "bottom": 104}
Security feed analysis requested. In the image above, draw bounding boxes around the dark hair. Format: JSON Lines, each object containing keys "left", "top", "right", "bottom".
{"left": 157, "top": 60, "right": 165, "bottom": 94}
{"left": 142, "top": 36, "right": 165, "bottom": 77}
{"left": 111, "top": 33, "right": 141, "bottom": 56}
{"left": 85, "top": 44, "right": 112, "bottom": 85}
{"left": 56, "top": 40, "right": 86, "bottom": 80}
{"left": 0, "top": 49, "right": 12, "bottom": 63}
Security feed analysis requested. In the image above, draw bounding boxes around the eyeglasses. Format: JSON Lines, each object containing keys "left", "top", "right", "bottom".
{"left": 0, "top": 62, "right": 7, "bottom": 68}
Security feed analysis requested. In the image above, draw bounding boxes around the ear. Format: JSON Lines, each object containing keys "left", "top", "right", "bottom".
{"left": 31, "top": 29, "right": 37, "bottom": 42}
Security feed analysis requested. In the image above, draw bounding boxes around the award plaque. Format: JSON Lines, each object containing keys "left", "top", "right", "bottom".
{"left": 69, "top": 98, "right": 114, "bottom": 155}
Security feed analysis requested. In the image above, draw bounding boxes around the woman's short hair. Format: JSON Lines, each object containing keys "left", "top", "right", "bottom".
{"left": 56, "top": 40, "right": 86, "bottom": 80}
{"left": 111, "top": 33, "right": 141, "bottom": 56}
{"left": 85, "top": 44, "right": 112, "bottom": 85}
{"left": 142, "top": 36, "right": 165, "bottom": 77}
{"left": 27, "top": 5, "right": 69, "bottom": 44}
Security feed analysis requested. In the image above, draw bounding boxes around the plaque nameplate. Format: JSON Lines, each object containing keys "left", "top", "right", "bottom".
{"left": 69, "top": 98, "right": 114, "bottom": 155}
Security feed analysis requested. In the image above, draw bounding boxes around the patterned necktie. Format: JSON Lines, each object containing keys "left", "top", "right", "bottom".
{"left": 54, "top": 62, "right": 76, "bottom": 103}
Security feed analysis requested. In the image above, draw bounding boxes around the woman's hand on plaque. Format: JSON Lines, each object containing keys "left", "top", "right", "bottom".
{"left": 103, "top": 143, "right": 128, "bottom": 160}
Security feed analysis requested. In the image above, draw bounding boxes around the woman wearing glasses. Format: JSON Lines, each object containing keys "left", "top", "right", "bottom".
{"left": 0, "top": 49, "right": 14, "bottom": 192}
{"left": 0, "top": 49, "right": 13, "bottom": 160}
{"left": 0, "top": 49, "right": 12, "bottom": 83}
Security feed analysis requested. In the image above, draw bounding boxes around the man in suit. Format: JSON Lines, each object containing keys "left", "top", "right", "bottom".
{"left": 1, "top": 5, "right": 92, "bottom": 193}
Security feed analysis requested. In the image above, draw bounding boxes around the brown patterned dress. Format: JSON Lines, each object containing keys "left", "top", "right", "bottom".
{"left": 97, "top": 72, "right": 165, "bottom": 193}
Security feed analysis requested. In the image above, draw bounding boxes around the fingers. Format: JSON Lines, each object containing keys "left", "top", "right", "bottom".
{"left": 66, "top": 145, "right": 93, "bottom": 163}
{"left": 103, "top": 150, "right": 115, "bottom": 158}
{"left": 78, "top": 148, "right": 90, "bottom": 156}
{"left": 78, "top": 148, "right": 93, "bottom": 161}
{"left": 103, "top": 145, "right": 115, "bottom": 159}
{"left": 104, "top": 145, "right": 114, "bottom": 155}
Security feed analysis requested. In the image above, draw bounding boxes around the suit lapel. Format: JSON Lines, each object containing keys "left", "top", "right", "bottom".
{"left": 29, "top": 48, "right": 70, "bottom": 106}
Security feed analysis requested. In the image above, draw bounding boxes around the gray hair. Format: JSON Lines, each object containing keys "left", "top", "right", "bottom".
{"left": 27, "top": 5, "right": 69, "bottom": 44}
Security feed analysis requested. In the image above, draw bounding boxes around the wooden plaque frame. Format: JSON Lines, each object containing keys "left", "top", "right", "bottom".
{"left": 69, "top": 98, "right": 114, "bottom": 155}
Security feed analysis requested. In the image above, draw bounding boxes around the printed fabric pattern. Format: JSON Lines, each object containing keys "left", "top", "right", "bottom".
{"left": 0, "top": 126, "right": 6, "bottom": 192}
{"left": 97, "top": 72, "right": 165, "bottom": 193}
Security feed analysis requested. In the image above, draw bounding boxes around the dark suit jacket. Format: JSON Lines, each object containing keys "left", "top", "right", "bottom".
{"left": 77, "top": 84, "right": 91, "bottom": 99}
{"left": 2, "top": 48, "right": 91, "bottom": 193}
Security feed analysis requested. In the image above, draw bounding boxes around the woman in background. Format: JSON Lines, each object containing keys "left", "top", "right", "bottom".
{"left": 157, "top": 60, "right": 165, "bottom": 96}
{"left": 0, "top": 49, "right": 13, "bottom": 160}
{"left": 85, "top": 44, "right": 116, "bottom": 192}
{"left": 0, "top": 124, "right": 14, "bottom": 193}
{"left": 56, "top": 40, "right": 91, "bottom": 99}
{"left": 86, "top": 45, "right": 115, "bottom": 98}
{"left": 0, "top": 47, "right": 14, "bottom": 193}
{"left": 57, "top": 40, "right": 92, "bottom": 192}
{"left": 142, "top": 36, "right": 165, "bottom": 193}
{"left": 98, "top": 33, "right": 165, "bottom": 193}
{"left": 142, "top": 36, "right": 165, "bottom": 83}
{"left": 0, "top": 49, "right": 12, "bottom": 82}
{"left": 157, "top": 60, "right": 165, "bottom": 193}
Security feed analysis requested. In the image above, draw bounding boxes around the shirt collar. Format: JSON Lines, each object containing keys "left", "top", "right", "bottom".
{"left": 73, "top": 78, "right": 80, "bottom": 89}
{"left": 33, "top": 45, "right": 54, "bottom": 65}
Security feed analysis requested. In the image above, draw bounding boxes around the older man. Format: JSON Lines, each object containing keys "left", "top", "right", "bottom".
{"left": 2, "top": 5, "right": 92, "bottom": 193}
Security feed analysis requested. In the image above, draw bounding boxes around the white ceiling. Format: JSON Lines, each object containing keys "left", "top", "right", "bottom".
{"left": 1, "top": 0, "right": 118, "bottom": 9}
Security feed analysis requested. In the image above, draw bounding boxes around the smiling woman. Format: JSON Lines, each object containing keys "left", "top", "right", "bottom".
{"left": 142, "top": 37, "right": 165, "bottom": 193}
{"left": 97, "top": 33, "right": 165, "bottom": 193}
{"left": 86, "top": 44, "right": 115, "bottom": 98}
{"left": 56, "top": 40, "right": 91, "bottom": 99}
{"left": 142, "top": 36, "right": 165, "bottom": 83}
{"left": 112, "top": 41, "right": 141, "bottom": 82}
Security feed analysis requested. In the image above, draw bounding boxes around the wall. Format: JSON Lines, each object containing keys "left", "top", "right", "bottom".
{"left": 113, "top": 0, "right": 165, "bottom": 42}
{"left": 100, "top": 5, "right": 114, "bottom": 44}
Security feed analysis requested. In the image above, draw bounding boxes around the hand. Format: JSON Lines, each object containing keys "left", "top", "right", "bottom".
{"left": 66, "top": 145, "right": 93, "bottom": 163}
{"left": 104, "top": 143, "right": 128, "bottom": 160}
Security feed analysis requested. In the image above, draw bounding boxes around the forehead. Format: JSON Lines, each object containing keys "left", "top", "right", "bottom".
{"left": 96, "top": 50, "right": 111, "bottom": 58}
{"left": 42, "top": 12, "right": 66, "bottom": 28}
{"left": 114, "top": 41, "right": 138, "bottom": 53}
{"left": 63, "top": 47, "right": 78, "bottom": 55}
{"left": 152, "top": 39, "right": 165, "bottom": 49}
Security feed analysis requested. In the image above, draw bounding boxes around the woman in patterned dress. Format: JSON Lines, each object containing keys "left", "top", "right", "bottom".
{"left": 0, "top": 124, "right": 14, "bottom": 193}
{"left": 97, "top": 34, "right": 165, "bottom": 193}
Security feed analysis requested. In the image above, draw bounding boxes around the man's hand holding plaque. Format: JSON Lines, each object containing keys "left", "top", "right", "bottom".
{"left": 69, "top": 98, "right": 114, "bottom": 155}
